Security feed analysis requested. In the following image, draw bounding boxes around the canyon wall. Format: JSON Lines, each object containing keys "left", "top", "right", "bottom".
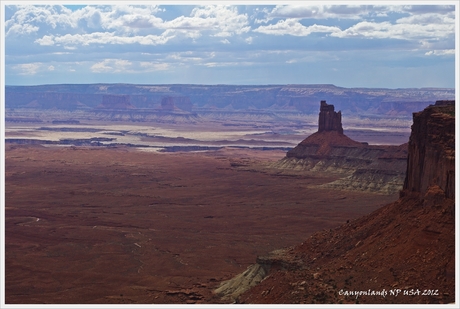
{"left": 403, "top": 100, "right": 455, "bottom": 199}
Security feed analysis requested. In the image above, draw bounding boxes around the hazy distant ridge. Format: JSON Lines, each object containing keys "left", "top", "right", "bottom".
{"left": 5, "top": 84, "right": 454, "bottom": 117}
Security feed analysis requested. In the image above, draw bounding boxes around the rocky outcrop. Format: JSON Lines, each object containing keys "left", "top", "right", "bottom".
{"left": 318, "top": 101, "right": 343, "bottom": 134}
{"left": 403, "top": 101, "right": 455, "bottom": 199}
{"left": 274, "top": 101, "right": 408, "bottom": 194}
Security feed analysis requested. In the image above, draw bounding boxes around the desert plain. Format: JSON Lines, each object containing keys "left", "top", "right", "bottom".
{"left": 4, "top": 116, "right": 404, "bottom": 304}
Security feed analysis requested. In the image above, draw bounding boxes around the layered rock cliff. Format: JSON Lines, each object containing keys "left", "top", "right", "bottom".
{"left": 403, "top": 101, "right": 455, "bottom": 199}
{"left": 216, "top": 101, "right": 456, "bottom": 304}
{"left": 274, "top": 101, "right": 408, "bottom": 194}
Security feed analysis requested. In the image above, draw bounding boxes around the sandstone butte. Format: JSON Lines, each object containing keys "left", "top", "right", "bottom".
{"left": 273, "top": 100, "right": 408, "bottom": 195}
{"left": 216, "top": 100, "right": 455, "bottom": 304}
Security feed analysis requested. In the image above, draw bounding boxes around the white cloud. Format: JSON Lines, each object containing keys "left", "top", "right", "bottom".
{"left": 10, "top": 4, "right": 250, "bottom": 48}
{"left": 100, "top": 5, "right": 164, "bottom": 33}
{"left": 48, "top": 65, "right": 55, "bottom": 71}
{"left": 91, "top": 59, "right": 172, "bottom": 73}
{"left": 5, "top": 5, "right": 74, "bottom": 36}
{"left": 90, "top": 60, "right": 113, "bottom": 73}
{"left": 425, "top": 49, "right": 455, "bottom": 56}
{"left": 254, "top": 19, "right": 341, "bottom": 36}
{"left": 254, "top": 4, "right": 455, "bottom": 53}
{"left": 13, "top": 62, "right": 42, "bottom": 75}
{"left": 34, "top": 34, "right": 55, "bottom": 45}
{"left": 164, "top": 51, "right": 213, "bottom": 64}
{"left": 266, "top": 5, "right": 393, "bottom": 20}
{"left": 35, "top": 31, "right": 173, "bottom": 47}
{"left": 396, "top": 12, "right": 455, "bottom": 25}
{"left": 162, "top": 5, "right": 250, "bottom": 38}
{"left": 139, "top": 62, "right": 169, "bottom": 71}
{"left": 91, "top": 59, "right": 132, "bottom": 73}
{"left": 202, "top": 61, "right": 253, "bottom": 68}
{"left": 330, "top": 20, "right": 454, "bottom": 40}
{"left": 6, "top": 23, "right": 39, "bottom": 36}
{"left": 6, "top": 4, "right": 165, "bottom": 36}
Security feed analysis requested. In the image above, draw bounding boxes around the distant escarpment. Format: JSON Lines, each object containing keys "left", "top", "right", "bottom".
{"left": 5, "top": 84, "right": 454, "bottom": 118}
{"left": 217, "top": 101, "right": 455, "bottom": 304}
{"left": 274, "top": 101, "right": 407, "bottom": 194}
{"left": 90, "top": 94, "right": 198, "bottom": 122}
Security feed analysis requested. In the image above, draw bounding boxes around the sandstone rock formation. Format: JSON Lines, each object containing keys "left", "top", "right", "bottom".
{"left": 403, "top": 100, "right": 455, "bottom": 199}
{"left": 318, "top": 100, "right": 343, "bottom": 134}
{"left": 274, "top": 100, "right": 408, "bottom": 194}
{"left": 219, "top": 101, "right": 456, "bottom": 304}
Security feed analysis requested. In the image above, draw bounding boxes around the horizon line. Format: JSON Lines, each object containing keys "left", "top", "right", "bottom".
{"left": 5, "top": 83, "right": 456, "bottom": 90}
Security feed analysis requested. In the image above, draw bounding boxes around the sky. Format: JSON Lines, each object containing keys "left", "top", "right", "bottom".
{"left": 2, "top": 2, "right": 457, "bottom": 88}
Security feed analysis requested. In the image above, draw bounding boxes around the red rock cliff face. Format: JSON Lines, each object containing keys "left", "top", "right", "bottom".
{"left": 403, "top": 101, "right": 455, "bottom": 199}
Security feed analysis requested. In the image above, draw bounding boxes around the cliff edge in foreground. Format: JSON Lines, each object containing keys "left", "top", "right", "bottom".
{"left": 216, "top": 101, "right": 455, "bottom": 304}
{"left": 404, "top": 101, "right": 455, "bottom": 200}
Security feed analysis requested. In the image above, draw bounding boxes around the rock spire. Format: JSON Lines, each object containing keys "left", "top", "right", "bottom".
{"left": 318, "top": 100, "right": 343, "bottom": 134}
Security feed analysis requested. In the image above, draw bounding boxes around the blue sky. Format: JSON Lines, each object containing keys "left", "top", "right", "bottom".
{"left": 2, "top": 2, "right": 457, "bottom": 88}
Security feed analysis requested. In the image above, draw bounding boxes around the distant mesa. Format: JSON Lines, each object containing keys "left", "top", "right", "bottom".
{"left": 160, "top": 96, "right": 193, "bottom": 112}
{"left": 95, "top": 95, "right": 135, "bottom": 110}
